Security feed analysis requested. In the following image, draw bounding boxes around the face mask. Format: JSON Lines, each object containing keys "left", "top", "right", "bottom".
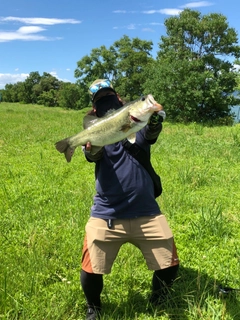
{"left": 95, "top": 95, "right": 123, "bottom": 118}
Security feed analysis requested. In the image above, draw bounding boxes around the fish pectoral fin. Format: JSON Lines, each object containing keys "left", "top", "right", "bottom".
{"left": 120, "top": 117, "right": 133, "bottom": 132}
{"left": 127, "top": 133, "right": 136, "bottom": 143}
{"left": 120, "top": 124, "right": 132, "bottom": 132}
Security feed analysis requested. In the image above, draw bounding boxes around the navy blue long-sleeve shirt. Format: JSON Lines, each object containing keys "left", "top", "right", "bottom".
{"left": 83, "top": 124, "right": 162, "bottom": 220}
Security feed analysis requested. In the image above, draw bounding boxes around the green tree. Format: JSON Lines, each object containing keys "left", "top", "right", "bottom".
{"left": 34, "top": 72, "right": 62, "bottom": 106}
{"left": 15, "top": 81, "right": 26, "bottom": 102}
{"left": 23, "top": 71, "right": 41, "bottom": 103}
{"left": 143, "top": 9, "right": 240, "bottom": 123}
{"left": 2, "top": 84, "right": 14, "bottom": 102}
{"left": 1, "top": 82, "right": 25, "bottom": 102}
{"left": 37, "top": 89, "right": 58, "bottom": 107}
{"left": 112, "top": 35, "right": 154, "bottom": 100}
{"left": 39, "top": 72, "right": 61, "bottom": 92}
{"left": 74, "top": 35, "right": 153, "bottom": 101}
{"left": 74, "top": 44, "right": 118, "bottom": 105}
{"left": 75, "top": 46, "right": 117, "bottom": 83}
{"left": 58, "top": 82, "right": 86, "bottom": 109}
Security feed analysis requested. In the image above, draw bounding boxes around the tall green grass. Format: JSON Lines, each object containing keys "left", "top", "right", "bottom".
{"left": 0, "top": 103, "right": 239, "bottom": 320}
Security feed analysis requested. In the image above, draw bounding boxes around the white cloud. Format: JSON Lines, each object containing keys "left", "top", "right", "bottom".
{"left": 142, "top": 9, "right": 183, "bottom": 15}
{"left": 0, "top": 16, "right": 81, "bottom": 25}
{"left": 180, "top": 1, "right": 214, "bottom": 8}
{"left": 142, "top": 28, "right": 155, "bottom": 32}
{"left": 113, "top": 10, "right": 137, "bottom": 14}
{"left": 50, "top": 71, "right": 58, "bottom": 78}
{"left": 0, "top": 25, "right": 64, "bottom": 42}
{"left": 113, "top": 21, "right": 163, "bottom": 31}
{"left": 233, "top": 64, "right": 240, "bottom": 71}
{"left": 113, "top": 24, "right": 136, "bottom": 30}
{"left": 49, "top": 71, "right": 72, "bottom": 83}
{"left": 149, "top": 22, "right": 163, "bottom": 26}
{"left": 113, "top": 10, "right": 127, "bottom": 14}
{"left": 113, "top": 9, "right": 182, "bottom": 15}
{"left": 0, "top": 16, "right": 81, "bottom": 42}
{"left": 127, "top": 24, "right": 136, "bottom": 30}
{"left": 0, "top": 17, "right": 81, "bottom": 42}
{"left": 0, "top": 26, "right": 50, "bottom": 42}
{"left": 142, "top": 10, "right": 157, "bottom": 14}
{"left": 0, "top": 73, "right": 29, "bottom": 88}
{"left": 17, "top": 26, "right": 46, "bottom": 34}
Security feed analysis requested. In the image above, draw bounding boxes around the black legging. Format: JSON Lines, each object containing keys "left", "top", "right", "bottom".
{"left": 80, "top": 270, "right": 103, "bottom": 308}
{"left": 80, "top": 264, "right": 179, "bottom": 308}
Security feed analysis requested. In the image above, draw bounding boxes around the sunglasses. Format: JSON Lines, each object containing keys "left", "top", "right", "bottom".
{"left": 89, "top": 80, "right": 112, "bottom": 94}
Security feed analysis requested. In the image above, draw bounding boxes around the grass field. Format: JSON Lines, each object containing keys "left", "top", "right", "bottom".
{"left": 0, "top": 102, "right": 240, "bottom": 320}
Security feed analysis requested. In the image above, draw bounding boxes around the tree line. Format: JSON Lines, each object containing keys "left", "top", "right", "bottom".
{"left": 1, "top": 9, "right": 240, "bottom": 123}
{"left": 1, "top": 72, "right": 83, "bottom": 110}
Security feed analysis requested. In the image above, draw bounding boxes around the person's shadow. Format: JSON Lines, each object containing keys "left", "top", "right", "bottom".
{"left": 100, "top": 265, "right": 240, "bottom": 319}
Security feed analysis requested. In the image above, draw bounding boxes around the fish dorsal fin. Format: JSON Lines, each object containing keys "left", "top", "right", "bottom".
{"left": 83, "top": 108, "right": 119, "bottom": 129}
{"left": 83, "top": 115, "right": 99, "bottom": 129}
{"left": 127, "top": 133, "right": 136, "bottom": 143}
{"left": 104, "top": 108, "right": 117, "bottom": 117}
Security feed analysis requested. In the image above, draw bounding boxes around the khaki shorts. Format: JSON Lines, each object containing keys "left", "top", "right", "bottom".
{"left": 81, "top": 214, "right": 179, "bottom": 274}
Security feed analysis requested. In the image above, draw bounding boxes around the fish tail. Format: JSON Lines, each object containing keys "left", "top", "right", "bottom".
{"left": 55, "top": 138, "right": 69, "bottom": 153}
{"left": 55, "top": 138, "right": 75, "bottom": 162}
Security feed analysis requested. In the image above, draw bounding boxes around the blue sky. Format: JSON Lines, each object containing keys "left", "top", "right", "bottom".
{"left": 0, "top": 0, "right": 239, "bottom": 89}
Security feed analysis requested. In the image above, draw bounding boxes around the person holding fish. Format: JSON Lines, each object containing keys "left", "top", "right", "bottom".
{"left": 79, "top": 79, "right": 179, "bottom": 320}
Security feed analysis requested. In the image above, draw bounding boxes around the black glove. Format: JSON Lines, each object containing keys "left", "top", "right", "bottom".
{"left": 83, "top": 144, "right": 104, "bottom": 163}
{"left": 148, "top": 110, "right": 166, "bottom": 126}
{"left": 145, "top": 111, "right": 166, "bottom": 143}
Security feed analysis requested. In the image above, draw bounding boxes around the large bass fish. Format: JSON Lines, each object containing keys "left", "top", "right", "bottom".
{"left": 55, "top": 94, "right": 163, "bottom": 162}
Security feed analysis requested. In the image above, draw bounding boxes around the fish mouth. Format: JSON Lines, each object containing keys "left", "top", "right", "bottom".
{"left": 148, "top": 94, "right": 163, "bottom": 111}
{"left": 130, "top": 115, "right": 141, "bottom": 122}
{"left": 154, "top": 102, "right": 163, "bottom": 111}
